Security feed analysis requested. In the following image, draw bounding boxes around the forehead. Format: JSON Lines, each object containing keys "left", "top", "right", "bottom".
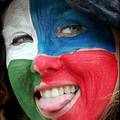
{"left": 4, "top": 0, "right": 30, "bottom": 27}
{"left": 3, "top": 0, "right": 33, "bottom": 41}
{"left": 3, "top": 0, "right": 75, "bottom": 39}
{"left": 30, "top": 0, "right": 71, "bottom": 17}
{"left": 30, "top": 0, "right": 70, "bottom": 11}
{"left": 3, "top": 0, "right": 71, "bottom": 26}
{"left": 4, "top": 0, "right": 100, "bottom": 35}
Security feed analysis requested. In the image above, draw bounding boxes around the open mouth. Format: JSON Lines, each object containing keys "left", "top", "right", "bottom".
{"left": 34, "top": 84, "right": 80, "bottom": 118}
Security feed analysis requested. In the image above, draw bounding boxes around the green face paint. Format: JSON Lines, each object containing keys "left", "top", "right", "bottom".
{"left": 8, "top": 60, "right": 48, "bottom": 120}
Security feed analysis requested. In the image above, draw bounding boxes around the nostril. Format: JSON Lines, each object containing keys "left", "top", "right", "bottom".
{"left": 45, "top": 67, "right": 57, "bottom": 72}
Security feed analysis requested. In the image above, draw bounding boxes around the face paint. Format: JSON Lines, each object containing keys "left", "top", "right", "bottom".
{"left": 3, "top": 0, "right": 38, "bottom": 65}
{"left": 3, "top": 0, "right": 46, "bottom": 120}
{"left": 30, "top": 0, "right": 115, "bottom": 56}
{"left": 33, "top": 50, "right": 118, "bottom": 120}
{"left": 30, "top": 1, "right": 117, "bottom": 119}
{"left": 3, "top": 0, "right": 118, "bottom": 120}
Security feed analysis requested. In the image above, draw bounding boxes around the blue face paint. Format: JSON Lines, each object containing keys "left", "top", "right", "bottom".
{"left": 30, "top": 0, "right": 115, "bottom": 56}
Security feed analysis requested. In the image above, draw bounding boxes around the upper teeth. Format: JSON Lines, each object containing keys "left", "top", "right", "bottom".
{"left": 40, "top": 85, "right": 78, "bottom": 98}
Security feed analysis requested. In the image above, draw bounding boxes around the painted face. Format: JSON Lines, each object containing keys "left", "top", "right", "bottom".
{"left": 3, "top": 0, "right": 118, "bottom": 120}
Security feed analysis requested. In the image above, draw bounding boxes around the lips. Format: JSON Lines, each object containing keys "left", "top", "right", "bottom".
{"left": 34, "top": 84, "right": 80, "bottom": 114}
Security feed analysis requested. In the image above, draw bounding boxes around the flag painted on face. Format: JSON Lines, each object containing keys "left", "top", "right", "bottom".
{"left": 3, "top": 0, "right": 118, "bottom": 120}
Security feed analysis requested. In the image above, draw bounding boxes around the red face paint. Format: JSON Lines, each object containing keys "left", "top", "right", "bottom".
{"left": 34, "top": 50, "right": 118, "bottom": 120}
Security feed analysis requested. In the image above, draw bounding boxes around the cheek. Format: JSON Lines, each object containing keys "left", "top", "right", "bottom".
{"left": 7, "top": 59, "right": 46, "bottom": 120}
{"left": 61, "top": 50, "right": 118, "bottom": 100}
{"left": 61, "top": 50, "right": 118, "bottom": 87}
{"left": 8, "top": 60, "right": 40, "bottom": 119}
{"left": 8, "top": 60, "right": 34, "bottom": 103}
{"left": 58, "top": 50, "right": 118, "bottom": 120}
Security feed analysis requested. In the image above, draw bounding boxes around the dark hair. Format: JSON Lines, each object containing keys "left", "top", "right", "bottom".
{"left": 66, "top": 0, "right": 120, "bottom": 28}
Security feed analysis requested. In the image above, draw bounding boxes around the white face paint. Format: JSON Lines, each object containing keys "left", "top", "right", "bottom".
{"left": 2, "top": 0, "right": 38, "bottom": 66}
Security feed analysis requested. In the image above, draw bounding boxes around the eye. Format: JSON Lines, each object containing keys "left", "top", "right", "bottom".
{"left": 57, "top": 24, "right": 86, "bottom": 37}
{"left": 11, "top": 34, "right": 33, "bottom": 46}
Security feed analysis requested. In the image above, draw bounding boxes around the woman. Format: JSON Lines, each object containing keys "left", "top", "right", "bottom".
{"left": 0, "top": 0, "right": 119, "bottom": 120}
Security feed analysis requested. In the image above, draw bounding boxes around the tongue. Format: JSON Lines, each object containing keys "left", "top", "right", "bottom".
{"left": 37, "top": 94, "right": 74, "bottom": 112}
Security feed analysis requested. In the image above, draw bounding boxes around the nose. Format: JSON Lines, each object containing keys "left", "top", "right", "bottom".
{"left": 33, "top": 55, "right": 63, "bottom": 74}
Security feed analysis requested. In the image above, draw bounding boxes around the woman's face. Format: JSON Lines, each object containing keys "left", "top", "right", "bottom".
{"left": 3, "top": 0, "right": 119, "bottom": 120}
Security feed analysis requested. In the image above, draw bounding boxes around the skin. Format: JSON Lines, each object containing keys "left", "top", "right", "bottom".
{"left": 2, "top": 0, "right": 119, "bottom": 120}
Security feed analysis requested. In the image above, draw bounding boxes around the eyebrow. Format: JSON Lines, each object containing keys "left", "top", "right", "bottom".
{"left": 3, "top": 25, "right": 32, "bottom": 36}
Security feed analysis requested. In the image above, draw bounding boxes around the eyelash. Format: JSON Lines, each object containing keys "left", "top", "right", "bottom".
{"left": 11, "top": 34, "right": 33, "bottom": 46}
{"left": 57, "top": 24, "right": 86, "bottom": 38}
